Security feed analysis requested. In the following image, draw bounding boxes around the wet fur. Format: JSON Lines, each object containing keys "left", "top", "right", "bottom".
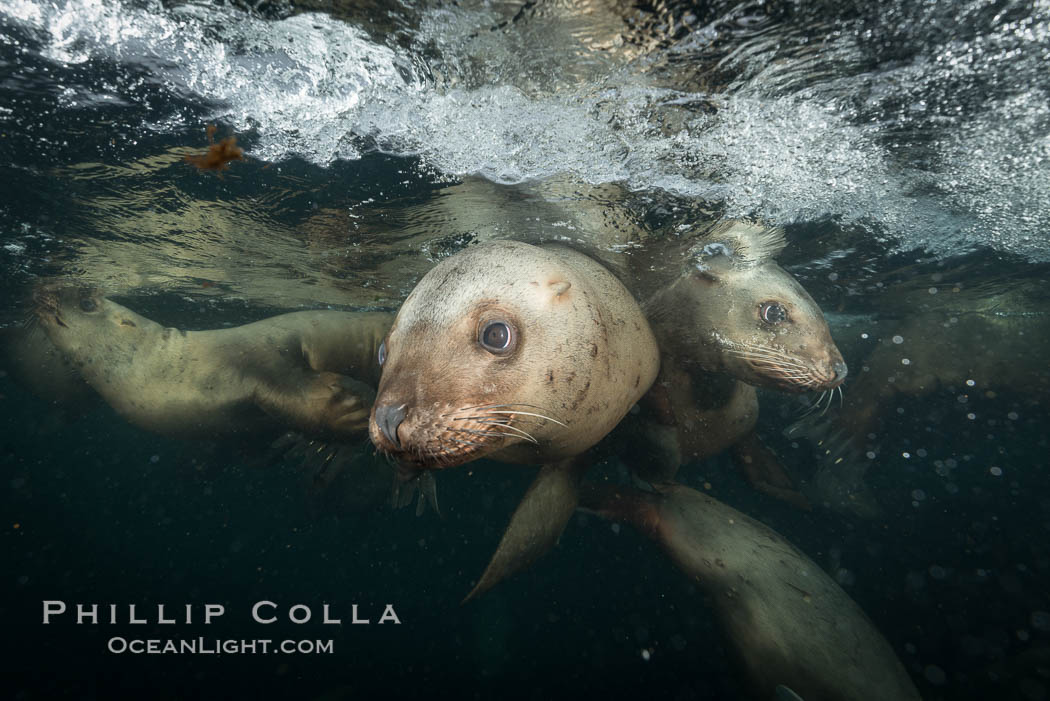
{"left": 580, "top": 482, "right": 921, "bottom": 701}
{"left": 33, "top": 287, "right": 391, "bottom": 440}
{"left": 626, "top": 221, "right": 845, "bottom": 505}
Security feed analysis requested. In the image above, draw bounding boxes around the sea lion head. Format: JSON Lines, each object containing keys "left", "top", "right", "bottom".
{"left": 33, "top": 286, "right": 150, "bottom": 359}
{"left": 659, "top": 221, "right": 846, "bottom": 392}
{"left": 370, "top": 240, "right": 658, "bottom": 474}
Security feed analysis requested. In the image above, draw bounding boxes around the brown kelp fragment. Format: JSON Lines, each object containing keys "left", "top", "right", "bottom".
{"left": 184, "top": 124, "right": 244, "bottom": 174}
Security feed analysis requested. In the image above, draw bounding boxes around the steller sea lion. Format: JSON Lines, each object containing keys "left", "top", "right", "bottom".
{"left": 368, "top": 240, "right": 660, "bottom": 599}
{"left": 628, "top": 220, "right": 846, "bottom": 507}
{"left": 579, "top": 481, "right": 922, "bottom": 701}
{"left": 788, "top": 272, "right": 1050, "bottom": 518}
{"left": 33, "top": 287, "right": 392, "bottom": 441}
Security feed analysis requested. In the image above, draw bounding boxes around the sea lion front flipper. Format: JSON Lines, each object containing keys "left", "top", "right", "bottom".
{"left": 729, "top": 430, "right": 811, "bottom": 511}
{"left": 463, "top": 458, "right": 586, "bottom": 603}
{"left": 260, "top": 371, "right": 376, "bottom": 440}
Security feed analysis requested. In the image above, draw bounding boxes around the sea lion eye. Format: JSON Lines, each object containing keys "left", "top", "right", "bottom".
{"left": 760, "top": 302, "right": 787, "bottom": 324}
{"left": 377, "top": 341, "right": 386, "bottom": 367}
{"left": 79, "top": 298, "right": 98, "bottom": 313}
{"left": 479, "top": 320, "right": 514, "bottom": 354}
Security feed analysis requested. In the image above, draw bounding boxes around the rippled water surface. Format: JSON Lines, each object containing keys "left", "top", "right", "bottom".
{"left": 2, "top": 1, "right": 1050, "bottom": 699}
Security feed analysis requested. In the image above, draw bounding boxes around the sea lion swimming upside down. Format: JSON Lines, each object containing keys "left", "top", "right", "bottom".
{"left": 32, "top": 287, "right": 392, "bottom": 441}
{"left": 368, "top": 240, "right": 660, "bottom": 599}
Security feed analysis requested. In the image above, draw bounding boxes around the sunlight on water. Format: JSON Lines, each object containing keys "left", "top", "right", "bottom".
{"left": 3, "top": 0, "right": 1049, "bottom": 260}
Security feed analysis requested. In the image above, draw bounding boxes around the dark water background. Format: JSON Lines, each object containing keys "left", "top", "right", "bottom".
{"left": 3, "top": 0, "right": 1050, "bottom": 699}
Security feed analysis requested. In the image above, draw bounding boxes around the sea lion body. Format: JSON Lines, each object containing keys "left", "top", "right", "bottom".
{"left": 630, "top": 221, "right": 846, "bottom": 506}
{"left": 34, "top": 288, "right": 391, "bottom": 440}
{"left": 581, "top": 482, "right": 922, "bottom": 701}
{"left": 369, "top": 240, "right": 659, "bottom": 598}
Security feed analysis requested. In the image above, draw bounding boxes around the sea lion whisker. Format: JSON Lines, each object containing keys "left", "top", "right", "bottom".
{"left": 483, "top": 422, "right": 540, "bottom": 444}
{"left": 801, "top": 391, "right": 827, "bottom": 416}
{"left": 731, "top": 351, "right": 809, "bottom": 370}
{"left": 455, "top": 427, "right": 538, "bottom": 445}
{"left": 820, "top": 387, "right": 836, "bottom": 416}
{"left": 735, "top": 351, "right": 809, "bottom": 369}
{"left": 448, "top": 437, "right": 484, "bottom": 447}
{"left": 476, "top": 410, "right": 568, "bottom": 427}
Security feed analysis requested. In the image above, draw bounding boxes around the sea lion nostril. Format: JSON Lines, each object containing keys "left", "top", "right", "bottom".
{"left": 375, "top": 403, "right": 407, "bottom": 449}
{"left": 832, "top": 361, "right": 848, "bottom": 381}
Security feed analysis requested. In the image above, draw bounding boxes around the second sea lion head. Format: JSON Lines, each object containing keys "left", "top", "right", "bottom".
{"left": 667, "top": 220, "right": 847, "bottom": 392}
{"left": 33, "top": 287, "right": 133, "bottom": 347}
{"left": 369, "top": 240, "right": 658, "bottom": 474}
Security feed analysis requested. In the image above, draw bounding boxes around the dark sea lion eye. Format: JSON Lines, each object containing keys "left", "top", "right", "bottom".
{"left": 479, "top": 320, "right": 514, "bottom": 354}
{"left": 79, "top": 297, "right": 98, "bottom": 313}
{"left": 378, "top": 341, "right": 386, "bottom": 366}
{"left": 760, "top": 302, "right": 787, "bottom": 324}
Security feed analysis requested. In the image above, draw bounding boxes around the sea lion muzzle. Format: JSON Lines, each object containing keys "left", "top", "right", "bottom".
{"left": 373, "top": 402, "right": 406, "bottom": 449}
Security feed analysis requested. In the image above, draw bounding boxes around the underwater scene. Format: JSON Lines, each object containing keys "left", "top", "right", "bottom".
{"left": 2, "top": 0, "right": 1049, "bottom": 699}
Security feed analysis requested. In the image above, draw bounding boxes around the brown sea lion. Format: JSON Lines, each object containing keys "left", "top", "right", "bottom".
{"left": 33, "top": 287, "right": 392, "bottom": 441}
{"left": 368, "top": 240, "right": 660, "bottom": 599}
{"left": 629, "top": 221, "right": 846, "bottom": 507}
{"left": 579, "top": 481, "right": 922, "bottom": 701}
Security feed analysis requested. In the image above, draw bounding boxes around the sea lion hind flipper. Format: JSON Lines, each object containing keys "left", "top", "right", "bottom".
{"left": 463, "top": 460, "right": 583, "bottom": 603}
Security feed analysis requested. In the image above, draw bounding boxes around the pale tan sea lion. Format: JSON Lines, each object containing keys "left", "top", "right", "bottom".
{"left": 33, "top": 288, "right": 392, "bottom": 441}
{"left": 629, "top": 221, "right": 846, "bottom": 507}
{"left": 368, "top": 240, "right": 660, "bottom": 599}
{"left": 579, "top": 481, "right": 922, "bottom": 701}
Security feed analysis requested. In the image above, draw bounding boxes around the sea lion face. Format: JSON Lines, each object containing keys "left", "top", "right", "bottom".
{"left": 370, "top": 241, "right": 659, "bottom": 472}
{"left": 679, "top": 238, "right": 846, "bottom": 393}
{"left": 33, "top": 287, "right": 141, "bottom": 353}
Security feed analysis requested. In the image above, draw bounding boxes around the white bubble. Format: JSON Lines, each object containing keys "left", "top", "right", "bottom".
{"left": 901, "top": 358, "right": 911, "bottom": 365}
{"left": 866, "top": 451, "right": 876, "bottom": 460}
{"left": 1008, "top": 412, "right": 1019, "bottom": 420}
{"left": 640, "top": 649, "right": 651, "bottom": 661}
{"left": 892, "top": 335, "right": 904, "bottom": 344}
{"left": 967, "top": 413, "right": 976, "bottom": 420}
{"left": 928, "top": 287, "right": 938, "bottom": 294}
{"left": 611, "top": 523, "right": 621, "bottom": 534}
{"left": 149, "top": 454, "right": 160, "bottom": 464}
{"left": 828, "top": 272, "right": 839, "bottom": 281}
{"left": 966, "top": 379, "right": 976, "bottom": 386}
{"left": 903, "top": 452, "right": 911, "bottom": 458}
{"left": 860, "top": 332, "right": 869, "bottom": 339}
{"left": 990, "top": 466, "right": 1003, "bottom": 477}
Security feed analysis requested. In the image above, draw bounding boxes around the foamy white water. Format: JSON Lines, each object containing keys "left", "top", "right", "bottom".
{"left": 3, "top": 0, "right": 1050, "bottom": 259}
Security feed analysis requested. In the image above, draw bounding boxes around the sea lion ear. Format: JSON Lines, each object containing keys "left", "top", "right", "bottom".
{"left": 549, "top": 281, "right": 571, "bottom": 296}
{"left": 688, "top": 241, "right": 734, "bottom": 282}
{"left": 700, "top": 219, "right": 787, "bottom": 267}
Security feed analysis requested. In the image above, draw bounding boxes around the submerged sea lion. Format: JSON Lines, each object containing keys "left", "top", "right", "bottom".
{"left": 579, "top": 481, "right": 922, "bottom": 701}
{"left": 1, "top": 322, "right": 96, "bottom": 408}
{"left": 788, "top": 273, "right": 1050, "bottom": 518}
{"left": 369, "top": 240, "right": 660, "bottom": 599}
{"left": 33, "top": 287, "right": 392, "bottom": 441}
{"left": 629, "top": 221, "right": 846, "bottom": 507}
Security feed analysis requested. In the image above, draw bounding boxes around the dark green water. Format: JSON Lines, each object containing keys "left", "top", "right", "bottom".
{"left": 3, "top": 1, "right": 1050, "bottom": 699}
